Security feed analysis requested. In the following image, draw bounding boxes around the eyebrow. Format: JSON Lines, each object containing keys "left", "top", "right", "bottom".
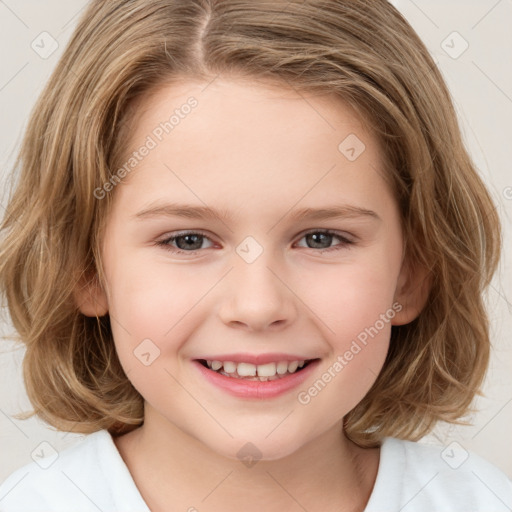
{"left": 132, "top": 202, "right": 380, "bottom": 223}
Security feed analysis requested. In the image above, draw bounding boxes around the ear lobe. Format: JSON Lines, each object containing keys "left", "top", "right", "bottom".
{"left": 73, "top": 272, "right": 109, "bottom": 317}
{"left": 392, "top": 259, "right": 431, "bottom": 326}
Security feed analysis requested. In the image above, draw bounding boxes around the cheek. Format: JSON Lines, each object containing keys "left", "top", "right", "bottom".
{"left": 295, "top": 251, "right": 399, "bottom": 405}
{"left": 303, "top": 256, "right": 400, "bottom": 345}
{"left": 295, "top": 267, "right": 394, "bottom": 418}
{"left": 104, "top": 253, "right": 209, "bottom": 370}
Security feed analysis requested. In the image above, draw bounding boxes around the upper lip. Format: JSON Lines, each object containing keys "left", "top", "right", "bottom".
{"left": 195, "top": 353, "right": 318, "bottom": 365}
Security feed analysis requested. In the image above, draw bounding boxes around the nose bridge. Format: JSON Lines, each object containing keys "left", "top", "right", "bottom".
{"left": 217, "top": 242, "right": 296, "bottom": 331}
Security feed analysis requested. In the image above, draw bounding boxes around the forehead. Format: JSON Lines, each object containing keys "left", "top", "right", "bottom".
{"left": 131, "top": 76, "right": 371, "bottom": 142}
{"left": 110, "top": 77, "right": 393, "bottom": 222}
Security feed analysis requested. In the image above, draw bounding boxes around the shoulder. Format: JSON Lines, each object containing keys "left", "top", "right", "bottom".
{"left": 366, "top": 437, "right": 512, "bottom": 512}
{"left": 0, "top": 430, "right": 149, "bottom": 512}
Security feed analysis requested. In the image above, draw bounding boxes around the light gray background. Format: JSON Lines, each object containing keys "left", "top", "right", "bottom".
{"left": 0, "top": 0, "right": 511, "bottom": 481}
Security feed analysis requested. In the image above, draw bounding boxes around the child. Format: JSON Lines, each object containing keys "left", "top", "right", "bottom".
{"left": 0, "top": 0, "right": 510, "bottom": 511}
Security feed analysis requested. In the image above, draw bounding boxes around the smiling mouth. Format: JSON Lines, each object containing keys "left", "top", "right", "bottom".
{"left": 197, "top": 359, "right": 318, "bottom": 381}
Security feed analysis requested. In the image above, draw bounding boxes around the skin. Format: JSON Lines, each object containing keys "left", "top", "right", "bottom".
{"left": 77, "top": 77, "right": 427, "bottom": 512}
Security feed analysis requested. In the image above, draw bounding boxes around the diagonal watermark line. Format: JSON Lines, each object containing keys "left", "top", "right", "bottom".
{"left": 488, "top": 281, "right": 512, "bottom": 313}
{"left": 0, "top": 201, "right": 24, "bottom": 229}
{"left": 201, "top": 470, "right": 233, "bottom": 502}
{"left": 265, "top": 470, "right": 310, "bottom": 511}
{"left": 0, "top": 407, "right": 29, "bottom": 439}
{"left": 261, "top": 0, "right": 308, "bottom": 31}
{"left": 163, "top": 163, "right": 234, "bottom": 233}
{"left": 60, "top": 3, "right": 87, "bottom": 31}
{"left": 61, "top": 471, "right": 105, "bottom": 512}
{"left": 200, "top": 72, "right": 221, "bottom": 94}
{"left": 472, "top": 470, "right": 512, "bottom": 510}
{"left": 61, "top": 60, "right": 79, "bottom": 80}
{"left": 266, "top": 164, "right": 336, "bottom": 234}
{"left": 163, "top": 367, "right": 234, "bottom": 438}
{"left": 162, "top": 267, "right": 234, "bottom": 337}
{"left": 407, "top": 0, "right": 439, "bottom": 29}
{"left": 0, "top": 0, "right": 29, "bottom": 28}
{"left": 472, "top": 61, "right": 512, "bottom": 104}
{"left": 0, "top": 472, "right": 28, "bottom": 503}
{"left": 366, "top": 367, "right": 378, "bottom": 378}
{"left": 282, "top": 77, "right": 336, "bottom": 131}
{"left": 0, "top": 62, "right": 29, "bottom": 92}
{"left": 265, "top": 266, "right": 336, "bottom": 334}
{"left": 106, "top": 310, "right": 132, "bottom": 337}
{"left": 61, "top": 422, "right": 81, "bottom": 439}
{"left": 471, "top": 397, "right": 512, "bottom": 439}
{"left": 472, "top": 0, "right": 504, "bottom": 29}
{"left": 399, "top": 472, "right": 439, "bottom": 511}
{"left": 73, "top": 279, "right": 132, "bottom": 337}
{"left": 265, "top": 409, "right": 294, "bottom": 438}
{"left": 429, "top": 429, "right": 444, "bottom": 444}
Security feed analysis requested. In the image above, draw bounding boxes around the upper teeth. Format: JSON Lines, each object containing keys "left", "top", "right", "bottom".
{"left": 206, "top": 360, "right": 306, "bottom": 377}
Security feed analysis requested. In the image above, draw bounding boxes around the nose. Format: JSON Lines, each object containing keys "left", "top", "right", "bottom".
{"left": 217, "top": 253, "right": 298, "bottom": 332}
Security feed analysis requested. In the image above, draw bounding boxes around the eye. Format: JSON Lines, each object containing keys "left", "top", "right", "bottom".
{"left": 156, "top": 231, "right": 214, "bottom": 254}
{"left": 155, "top": 229, "right": 353, "bottom": 255}
{"left": 295, "top": 230, "right": 354, "bottom": 252}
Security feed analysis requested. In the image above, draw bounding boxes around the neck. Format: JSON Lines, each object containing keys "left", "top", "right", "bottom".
{"left": 114, "top": 406, "right": 379, "bottom": 512}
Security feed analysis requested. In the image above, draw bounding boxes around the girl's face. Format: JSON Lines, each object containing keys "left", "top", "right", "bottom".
{"left": 93, "top": 77, "right": 412, "bottom": 460}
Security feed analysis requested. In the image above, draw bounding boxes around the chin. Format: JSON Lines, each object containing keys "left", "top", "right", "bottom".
{"left": 199, "top": 431, "right": 307, "bottom": 464}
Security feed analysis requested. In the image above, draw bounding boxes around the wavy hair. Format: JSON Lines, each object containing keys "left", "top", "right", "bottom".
{"left": 0, "top": 0, "right": 501, "bottom": 445}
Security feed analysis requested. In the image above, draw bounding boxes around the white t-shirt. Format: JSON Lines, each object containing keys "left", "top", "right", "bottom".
{"left": 0, "top": 430, "right": 511, "bottom": 511}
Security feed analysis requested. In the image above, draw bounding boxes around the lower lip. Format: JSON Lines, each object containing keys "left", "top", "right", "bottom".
{"left": 193, "top": 359, "right": 320, "bottom": 399}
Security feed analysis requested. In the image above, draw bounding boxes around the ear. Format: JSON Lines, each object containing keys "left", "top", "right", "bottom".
{"left": 392, "top": 258, "right": 431, "bottom": 326}
{"left": 73, "top": 271, "right": 109, "bottom": 317}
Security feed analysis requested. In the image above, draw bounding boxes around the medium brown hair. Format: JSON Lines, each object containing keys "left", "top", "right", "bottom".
{"left": 0, "top": 0, "right": 501, "bottom": 445}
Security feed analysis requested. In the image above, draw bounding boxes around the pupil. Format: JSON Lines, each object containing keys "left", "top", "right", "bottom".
{"left": 307, "top": 233, "right": 332, "bottom": 249}
{"left": 177, "top": 234, "right": 202, "bottom": 250}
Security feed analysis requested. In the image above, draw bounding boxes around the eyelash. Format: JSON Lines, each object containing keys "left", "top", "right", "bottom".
{"left": 155, "top": 229, "right": 354, "bottom": 255}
